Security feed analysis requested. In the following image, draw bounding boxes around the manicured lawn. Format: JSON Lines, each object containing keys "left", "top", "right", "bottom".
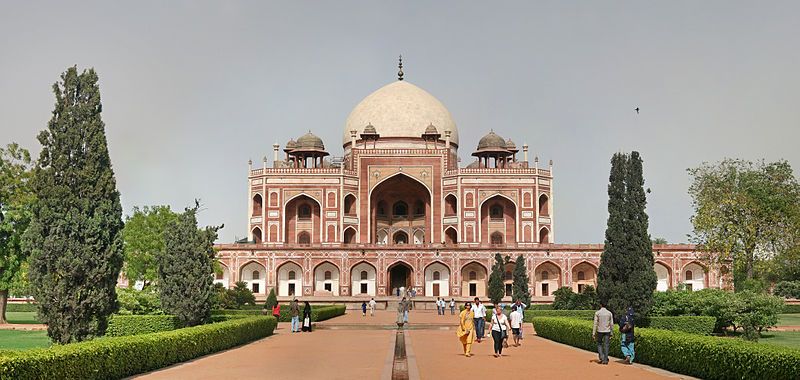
{"left": 759, "top": 331, "right": 800, "bottom": 350}
{"left": 778, "top": 313, "right": 800, "bottom": 326}
{"left": 5, "top": 312, "right": 41, "bottom": 324}
{"left": 0, "top": 330, "right": 50, "bottom": 350}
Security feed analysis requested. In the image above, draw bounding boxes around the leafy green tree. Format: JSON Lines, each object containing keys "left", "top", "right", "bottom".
{"left": 24, "top": 67, "right": 124, "bottom": 343}
{"left": 552, "top": 287, "right": 573, "bottom": 310}
{"left": 229, "top": 281, "right": 256, "bottom": 308}
{"left": 157, "top": 202, "right": 221, "bottom": 326}
{"left": 511, "top": 255, "right": 531, "bottom": 306}
{"left": 212, "top": 283, "right": 235, "bottom": 310}
{"left": 597, "top": 152, "right": 657, "bottom": 318}
{"left": 688, "top": 159, "right": 800, "bottom": 287}
{"left": 0, "top": 143, "right": 35, "bottom": 323}
{"left": 773, "top": 281, "right": 800, "bottom": 299}
{"left": 117, "top": 287, "right": 163, "bottom": 315}
{"left": 122, "top": 205, "right": 178, "bottom": 287}
{"left": 488, "top": 253, "right": 507, "bottom": 304}
{"left": 264, "top": 288, "right": 278, "bottom": 310}
{"left": 736, "top": 291, "right": 784, "bottom": 341}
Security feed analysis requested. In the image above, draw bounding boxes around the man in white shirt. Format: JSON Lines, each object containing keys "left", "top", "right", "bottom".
{"left": 513, "top": 300, "right": 527, "bottom": 339}
{"left": 472, "top": 297, "right": 487, "bottom": 342}
{"left": 592, "top": 302, "right": 614, "bottom": 365}
{"left": 369, "top": 298, "right": 376, "bottom": 316}
{"left": 509, "top": 305, "right": 523, "bottom": 346}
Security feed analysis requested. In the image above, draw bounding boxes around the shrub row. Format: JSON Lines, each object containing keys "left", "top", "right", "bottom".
{"left": 213, "top": 304, "right": 346, "bottom": 322}
{"left": 523, "top": 309, "right": 595, "bottom": 321}
{"left": 5, "top": 303, "right": 37, "bottom": 312}
{"left": 645, "top": 316, "right": 715, "bottom": 335}
{"left": 531, "top": 317, "right": 800, "bottom": 380}
{"left": 105, "top": 315, "right": 182, "bottom": 337}
{"left": 784, "top": 304, "right": 800, "bottom": 314}
{"left": 0, "top": 316, "right": 277, "bottom": 380}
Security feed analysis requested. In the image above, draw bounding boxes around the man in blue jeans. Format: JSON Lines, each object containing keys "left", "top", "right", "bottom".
{"left": 592, "top": 302, "right": 613, "bottom": 364}
{"left": 472, "top": 297, "right": 487, "bottom": 343}
{"left": 289, "top": 298, "right": 300, "bottom": 333}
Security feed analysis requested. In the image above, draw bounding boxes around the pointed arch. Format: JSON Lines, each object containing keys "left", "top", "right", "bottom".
{"left": 444, "top": 226, "right": 458, "bottom": 244}
{"left": 239, "top": 260, "right": 266, "bottom": 294}
{"left": 343, "top": 193, "right": 357, "bottom": 215}
{"left": 313, "top": 260, "right": 341, "bottom": 296}
{"left": 342, "top": 226, "right": 357, "bottom": 244}
{"left": 538, "top": 193, "right": 549, "bottom": 216}
{"left": 571, "top": 260, "right": 598, "bottom": 293}
{"left": 424, "top": 261, "right": 451, "bottom": 297}
{"left": 277, "top": 260, "right": 304, "bottom": 296}
{"left": 654, "top": 261, "right": 672, "bottom": 291}
{"left": 252, "top": 193, "right": 263, "bottom": 216}
{"left": 350, "top": 260, "right": 377, "bottom": 296}
{"left": 539, "top": 226, "right": 551, "bottom": 243}
{"left": 533, "top": 260, "right": 562, "bottom": 296}
{"left": 251, "top": 226, "right": 263, "bottom": 244}
{"left": 460, "top": 261, "right": 489, "bottom": 298}
{"left": 444, "top": 193, "right": 458, "bottom": 216}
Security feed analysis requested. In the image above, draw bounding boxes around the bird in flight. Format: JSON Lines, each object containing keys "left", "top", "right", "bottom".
{"left": 635, "top": 107, "right": 640, "bottom": 114}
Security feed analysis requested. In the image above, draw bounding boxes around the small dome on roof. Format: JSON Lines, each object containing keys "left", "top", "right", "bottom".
{"left": 296, "top": 132, "right": 325, "bottom": 151}
{"left": 424, "top": 123, "right": 439, "bottom": 135}
{"left": 505, "top": 138, "right": 517, "bottom": 150}
{"left": 284, "top": 139, "right": 297, "bottom": 151}
{"left": 477, "top": 131, "right": 508, "bottom": 151}
{"left": 362, "top": 123, "right": 377, "bottom": 135}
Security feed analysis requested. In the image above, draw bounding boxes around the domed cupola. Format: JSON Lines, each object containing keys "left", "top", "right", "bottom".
{"left": 284, "top": 139, "right": 297, "bottom": 152}
{"left": 296, "top": 131, "right": 326, "bottom": 151}
{"left": 472, "top": 130, "right": 514, "bottom": 168}
{"left": 288, "top": 131, "right": 328, "bottom": 168}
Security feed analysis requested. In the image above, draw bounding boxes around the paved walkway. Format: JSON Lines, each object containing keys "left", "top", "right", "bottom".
{"left": 135, "top": 310, "right": 692, "bottom": 380}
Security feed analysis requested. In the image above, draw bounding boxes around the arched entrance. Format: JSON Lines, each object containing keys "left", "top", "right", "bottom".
{"left": 461, "top": 261, "right": 488, "bottom": 298}
{"left": 351, "top": 262, "right": 377, "bottom": 296}
{"left": 654, "top": 262, "right": 671, "bottom": 291}
{"left": 534, "top": 261, "right": 562, "bottom": 297}
{"left": 424, "top": 262, "right": 450, "bottom": 297}
{"left": 388, "top": 261, "right": 413, "bottom": 296}
{"left": 571, "top": 261, "right": 598, "bottom": 293}
{"left": 370, "top": 174, "right": 431, "bottom": 245}
{"left": 480, "top": 195, "right": 517, "bottom": 244}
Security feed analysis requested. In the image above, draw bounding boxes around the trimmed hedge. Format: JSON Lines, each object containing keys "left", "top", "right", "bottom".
{"left": 645, "top": 316, "right": 715, "bottom": 335}
{"left": 529, "top": 304, "right": 553, "bottom": 311}
{"left": 106, "top": 315, "right": 182, "bottom": 337}
{"left": 0, "top": 316, "right": 277, "bottom": 379}
{"left": 784, "top": 304, "right": 800, "bottom": 314}
{"left": 524, "top": 309, "right": 595, "bottom": 322}
{"left": 6, "top": 303, "right": 37, "bottom": 312}
{"left": 532, "top": 317, "right": 800, "bottom": 380}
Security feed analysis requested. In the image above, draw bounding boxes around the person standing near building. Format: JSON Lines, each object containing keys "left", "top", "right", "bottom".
{"left": 369, "top": 298, "right": 377, "bottom": 316}
{"left": 509, "top": 305, "right": 523, "bottom": 347}
{"left": 619, "top": 307, "right": 635, "bottom": 364}
{"left": 289, "top": 298, "right": 300, "bottom": 333}
{"left": 592, "top": 302, "right": 613, "bottom": 365}
{"left": 449, "top": 298, "right": 456, "bottom": 315}
{"left": 472, "top": 297, "right": 487, "bottom": 343}
{"left": 488, "top": 306, "right": 512, "bottom": 357}
{"left": 302, "top": 301, "right": 313, "bottom": 332}
{"left": 361, "top": 301, "right": 367, "bottom": 317}
{"left": 513, "top": 299, "right": 527, "bottom": 339}
{"left": 457, "top": 302, "right": 475, "bottom": 357}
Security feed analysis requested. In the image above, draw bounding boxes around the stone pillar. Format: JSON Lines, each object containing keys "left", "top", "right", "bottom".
{"left": 272, "top": 144, "right": 279, "bottom": 166}
{"left": 263, "top": 156, "right": 268, "bottom": 171}
{"left": 350, "top": 130, "right": 357, "bottom": 150}
{"left": 523, "top": 144, "right": 529, "bottom": 162}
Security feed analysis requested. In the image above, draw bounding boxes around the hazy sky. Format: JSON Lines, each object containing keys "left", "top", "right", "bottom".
{"left": 2, "top": 1, "right": 799, "bottom": 244}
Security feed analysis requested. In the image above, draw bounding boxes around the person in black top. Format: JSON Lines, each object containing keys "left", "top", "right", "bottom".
{"left": 619, "top": 307, "right": 635, "bottom": 364}
{"left": 302, "top": 301, "right": 313, "bottom": 332}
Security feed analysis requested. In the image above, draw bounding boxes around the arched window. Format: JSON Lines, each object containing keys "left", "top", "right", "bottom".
{"left": 577, "top": 271, "right": 585, "bottom": 281}
{"left": 252, "top": 270, "right": 260, "bottom": 280}
{"left": 433, "top": 271, "right": 440, "bottom": 281}
{"left": 393, "top": 231, "right": 408, "bottom": 245}
{"left": 298, "top": 204, "right": 312, "bottom": 220}
{"left": 491, "top": 232, "right": 504, "bottom": 245}
{"left": 504, "top": 270, "right": 513, "bottom": 281}
{"left": 685, "top": 270, "right": 693, "bottom": 281}
{"left": 360, "top": 270, "right": 368, "bottom": 280}
{"left": 393, "top": 201, "right": 408, "bottom": 217}
{"left": 414, "top": 200, "right": 425, "bottom": 216}
{"left": 490, "top": 205, "right": 503, "bottom": 220}
{"left": 324, "top": 270, "right": 332, "bottom": 280}
{"left": 288, "top": 270, "right": 296, "bottom": 280}
{"left": 252, "top": 227, "right": 262, "bottom": 244}
{"left": 298, "top": 232, "right": 311, "bottom": 245}
{"left": 542, "top": 271, "right": 549, "bottom": 280}
{"left": 445, "top": 194, "right": 457, "bottom": 216}
{"left": 344, "top": 194, "right": 357, "bottom": 215}
{"left": 469, "top": 271, "right": 477, "bottom": 281}
{"left": 252, "top": 194, "right": 263, "bottom": 216}
{"left": 539, "top": 228, "right": 550, "bottom": 243}
{"left": 539, "top": 194, "right": 549, "bottom": 216}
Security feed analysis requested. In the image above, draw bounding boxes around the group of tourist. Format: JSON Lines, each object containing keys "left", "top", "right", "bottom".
{"left": 361, "top": 298, "right": 377, "bottom": 316}
{"left": 457, "top": 298, "right": 526, "bottom": 358}
{"left": 592, "top": 302, "right": 636, "bottom": 365}
{"left": 435, "top": 298, "right": 456, "bottom": 315}
{"left": 287, "top": 298, "right": 313, "bottom": 333}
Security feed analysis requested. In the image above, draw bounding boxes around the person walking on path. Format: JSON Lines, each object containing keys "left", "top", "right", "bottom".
{"left": 489, "top": 307, "right": 512, "bottom": 357}
{"left": 619, "top": 307, "right": 636, "bottom": 364}
{"left": 361, "top": 301, "right": 367, "bottom": 317}
{"left": 509, "top": 305, "right": 523, "bottom": 347}
{"left": 289, "top": 298, "right": 300, "bottom": 333}
{"left": 302, "top": 301, "right": 313, "bottom": 332}
{"left": 397, "top": 297, "right": 410, "bottom": 325}
{"left": 472, "top": 298, "right": 487, "bottom": 343}
{"left": 449, "top": 299, "right": 456, "bottom": 315}
{"left": 457, "top": 302, "right": 476, "bottom": 357}
{"left": 439, "top": 298, "right": 445, "bottom": 315}
{"left": 513, "top": 300, "right": 527, "bottom": 340}
{"left": 271, "top": 303, "right": 281, "bottom": 320}
{"left": 369, "top": 298, "right": 377, "bottom": 316}
{"left": 592, "top": 302, "right": 613, "bottom": 365}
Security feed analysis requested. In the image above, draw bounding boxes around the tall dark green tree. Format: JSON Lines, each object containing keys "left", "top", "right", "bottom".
{"left": 23, "top": 67, "right": 124, "bottom": 343}
{"left": 597, "top": 152, "right": 657, "bottom": 318}
{"left": 158, "top": 202, "right": 221, "bottom": 326}
{"left": 488, "top": 253, "right": 507, "bottom": 304}
{"left": 512, "top": 255, "right": 531, "bottom": 306}
{"left": 0, "top": 143, "right": 35, "bottom": 324}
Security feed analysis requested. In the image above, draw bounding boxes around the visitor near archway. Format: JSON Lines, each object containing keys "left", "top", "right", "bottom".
{"left": 289, "top": 298, "right": 300, "bottom": 333}
{"left": 472, "top": 298, "right": 487, "bottom": 342}
{"left": 369, "top": 298, "right": 377, "bottom": 316}
{"left": 592, "top": 302, "right": 613, "bottom": 365}
{"left": 449, "top": 298, "right": 456, "bottom": 315}
{"left": 361, "top": 301, "right": 367, "bottom": 317}
{"left": 457, "top": 302, "right": 475, "bottom": 357}
{"left": 302, "top": 301, "right": 312, "bottom": 332}
{"left": 619, "top": 307, "right": 635, "bottom": 364}
{"left": 509, "top": 305, "right": 523, "bottom": 347}
{"left": 489, "top": 307, "right": 511, "bottom": 357}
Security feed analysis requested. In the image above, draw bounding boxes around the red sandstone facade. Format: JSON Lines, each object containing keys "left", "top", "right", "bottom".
{"left": 214, "top": 75, "right": 727, "bottom": 302}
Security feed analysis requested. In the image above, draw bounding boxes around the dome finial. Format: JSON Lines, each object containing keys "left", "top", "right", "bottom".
{"left": 397, "top": 54, "right": 404, "bottom": 81}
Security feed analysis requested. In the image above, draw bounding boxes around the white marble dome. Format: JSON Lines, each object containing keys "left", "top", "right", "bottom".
{"left": 343, "top": 81, "right": 459, "bottom": 147}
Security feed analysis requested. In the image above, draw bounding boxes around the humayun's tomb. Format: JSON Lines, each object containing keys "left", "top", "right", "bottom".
{"left": 213, "top": 62, "right": 730, "bottom": 305}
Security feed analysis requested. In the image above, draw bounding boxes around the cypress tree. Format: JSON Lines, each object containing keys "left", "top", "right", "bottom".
{"left": 158, "top": 202, "right": 221, "bottom": 326}
{"left": 23, "top": 67, "right": 124, "bottom": 343}
{"left": 512, "top": 254, "right": 531, "bottom": 306}
{"left": 264, "top": 288, "right": 278, "bottom": 310}
{"left": 597, "top": 153, "right": 629, "bottom": 318}
{"left": 488, "top": 253, "right": 507, "bottom": 304}
{"left": 623, "top": 152, "right": 657, "bottom": 316}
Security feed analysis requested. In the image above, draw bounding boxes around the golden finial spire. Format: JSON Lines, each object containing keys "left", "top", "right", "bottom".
{"left": 397, "top": 55, "right": 404, "bottom": 81}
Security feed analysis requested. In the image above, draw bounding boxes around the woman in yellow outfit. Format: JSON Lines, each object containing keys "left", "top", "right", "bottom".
{"left": 457, "top": 302, "right": 475, "bottom": 357}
